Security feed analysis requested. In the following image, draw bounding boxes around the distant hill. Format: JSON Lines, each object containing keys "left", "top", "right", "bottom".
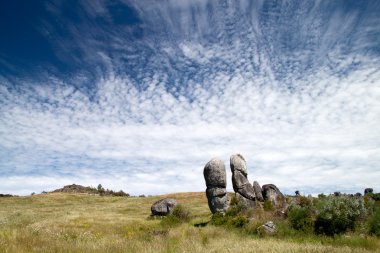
{"left": 52, "top": 184, "right": 129, "bottom": 197}
{"left": 0, "top": 194, "right": 16, "bottom": 197}
{"left": 52, "top": 184, "right": 98, "bottom": 194}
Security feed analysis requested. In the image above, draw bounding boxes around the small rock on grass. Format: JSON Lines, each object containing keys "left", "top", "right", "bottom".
{"left": 151, "top": 198, "right": 177, "bottom": 216}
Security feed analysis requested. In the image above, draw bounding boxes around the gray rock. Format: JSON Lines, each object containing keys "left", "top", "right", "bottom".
{"left": 257, "top": 221, "right": 277, "bottom": 235}
{"left": 364, "top": 188, "right": 373, "bottom": 195}
{"left": 230, "top": 154, "right": 248, "bottom": 175}
{"left": 235, "top": 192, "right": 256, "bottom": 208}
{"left": 262, "top": 184, "right": 285, "bottom": 208}
{"left": 151, "top": 198, "right": 177, "bottom": 216}
{"left": 253, "top": 181, "right": 264, "bottom": 202}
{"left": 204, "top": 158, "right": 229, "bottom": 213}
{"left": 274, "top": 209, "right": 286, "bottom": 218}
{"left": 230, "top": 154, "right": 256, "bottom": 202}
{"left": 204, "top": 159, "right": 227, "bottom": 188}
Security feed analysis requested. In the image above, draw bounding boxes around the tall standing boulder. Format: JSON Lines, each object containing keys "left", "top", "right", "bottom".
{"left": 262, "top": 184, "right": 285, "bottom": 208}
{"left": 230, "top": 154, "right": 256, "bottom": 207}
{"left": 203, "top": 158, "right": 229, "bottom": 213}
{"left": 253, "top": 181, "right": 264, "bottom": 202}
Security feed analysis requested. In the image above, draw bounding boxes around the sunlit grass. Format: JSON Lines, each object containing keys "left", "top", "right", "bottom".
{"left": 0, "top": 192, "right": 379, "bottom": 252}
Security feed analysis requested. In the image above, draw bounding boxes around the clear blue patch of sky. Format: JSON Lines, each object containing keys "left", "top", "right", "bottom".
{"left": 0, "top": 1, "right": 69, "bottom": 76}
{"left": 0, "top": 0, "right": 379, "bottom": 94}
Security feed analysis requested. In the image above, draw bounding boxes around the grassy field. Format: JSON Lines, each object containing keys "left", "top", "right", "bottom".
{"left": 0, "top": 192, "right": 379, "bottom": 253}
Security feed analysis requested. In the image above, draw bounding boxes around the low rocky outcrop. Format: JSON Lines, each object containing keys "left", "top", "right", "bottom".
{"left": 52, "top": 184, "right": 129, "bottom": 196}
{"left": 262, "top": 184, "right": 286, "bottom": 208}
{"left": 204, "top": 158, "right": 229, "bottom": 213}
{"left": 53, "top": 184, "right": 96, "bottom": 193}
{"left": 151, "top": 198, "right": 177, "bottom": 216}
{"left": 230, "top": 154, "right": 256, "bottom": 208}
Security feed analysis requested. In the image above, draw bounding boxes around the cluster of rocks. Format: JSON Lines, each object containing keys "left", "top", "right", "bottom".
{"left": 203, "top": 153, "right": 285, "bottom": 214}
{"left": 150, "top": 155, "right": 377, "bottom": 218}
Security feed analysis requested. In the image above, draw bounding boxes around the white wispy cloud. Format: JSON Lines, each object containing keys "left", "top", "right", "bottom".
{"left": 0, "top": 0, "right": 379, "bottom": 196}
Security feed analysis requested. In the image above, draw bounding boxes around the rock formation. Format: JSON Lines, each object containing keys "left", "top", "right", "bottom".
{"left": 230, "top": 154, "right": 256, "bottom": 207}
{"left": 203, "top": 153, "right": 288, "bottom": 213}
{"left": 262, "top": 184, "right": 285, "bottom": 208}
{"left": 203, "top": 158, "right": 229, "bottom": 213}
{"left": 151, "top": 198, "right": 177, "bottom": 216}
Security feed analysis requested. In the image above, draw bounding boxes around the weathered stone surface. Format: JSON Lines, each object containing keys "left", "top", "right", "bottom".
{"left": 235, "top": 192, "right": 256, "bottom": 208}
{"left": 364, "top": 188, "right": 373, "bottom": 195}
{"left": 230, "top": 154, "right": 256, "bottom": 202}
{"left": 204, "top": 159, "right": 227, "bottom": 188}
{"left": 207, "top": 191, "right": 229, "bottom": 213}
{"left": 151, "top": 198, "right": 177, "bottom": 216}
{"left": 257, "top": 221, "right": 277, "bottom": 235}
{"left": 253, "top": 181, "right": 264, "bottom": 202}
{"left": 206, "top": 187, "right": 227, "bottom": 197}
{"left": 230, "top": 154, "right": 248, "bottom": 175}
{"left": 204, "top": 158, "right": 229, "bottom": 213}
{"left": 262, "top": 184, "right": 285, "bottom": 208}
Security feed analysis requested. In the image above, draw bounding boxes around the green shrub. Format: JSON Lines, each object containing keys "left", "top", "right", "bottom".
{"left": 372, "top": 193, "right": 380, "bottom": 201}
{"left": 287, "top": 206, "right": 313, "bottom": 232}
{"left": 314, "top": 196, "right": 366, "bottom": 236}
{"left": 263, "top": 200, "right": 274, "bottom": 211}
{"left": 160, "top": 215, "right": 181, "bottom": 227}
{"left": 161, "top": 204, "right": 190, "bottom": 227}
{"left": 229, "top": 215, "right": 248, "bottom": 228}
{"left": 297, "top": 196, "right": 312, "bottom": 209}
{"left": 210, "top": 212, "right": 227, "bottom": 226}
{"left": 171, "top": 204, "right": 190, "bottom": 222}
{"left": 226, "top": 196, "right": 251, "bottom": 216}
{"left": 243, "top": 221, "right": 262, "bottom": 235}
{"left": 210, "top": 196, "right": 250, "bottom": 228}
{"left": 368, "top": 208, "right": 380, "bottom": 236}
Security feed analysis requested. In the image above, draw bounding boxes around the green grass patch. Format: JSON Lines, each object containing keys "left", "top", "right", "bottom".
{"left": 0, "top": 193, "right": 379, "bottom": 252}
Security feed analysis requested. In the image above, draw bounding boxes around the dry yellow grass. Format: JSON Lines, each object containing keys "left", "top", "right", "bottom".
{"left": 0, "top": 192, "right": 379, "bottom": 252}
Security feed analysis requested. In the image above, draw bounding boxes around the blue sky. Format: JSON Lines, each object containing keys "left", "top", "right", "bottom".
{"left": 1, "top": 0, "right": 379, "bottom": 196}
